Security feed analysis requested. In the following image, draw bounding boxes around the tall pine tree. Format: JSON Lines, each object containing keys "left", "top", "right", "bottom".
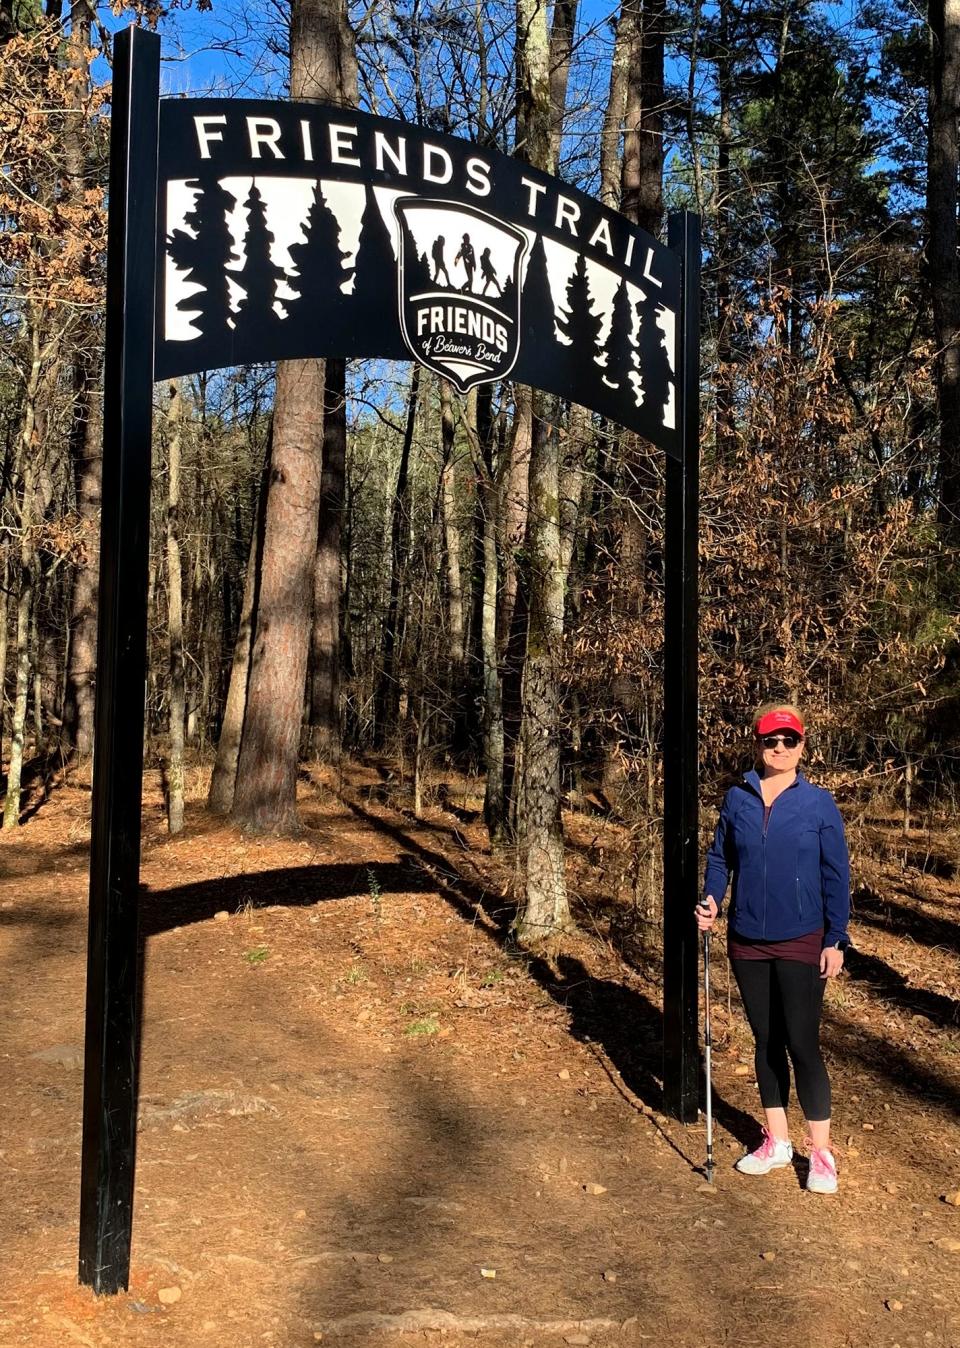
{"left": 285, "top": 181, "right": 352, "bottom": 331}
{"left": 233, "top": 182, "right": 286, "bottom": 344}
{"left": 167, "top": 175, "right": 237, "bottom": 344}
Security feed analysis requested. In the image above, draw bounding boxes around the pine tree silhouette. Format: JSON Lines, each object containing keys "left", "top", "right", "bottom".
{"left": 556, "top": 252, "right": 603, "bottom": 357}
{"left": 635, "top": 291, "right": 672, "bottom": 425}
{"left": 604, "top": 277, "right": 635, "bottom": 392}
{"left": 520, "top": 233, "right": 557, "bottom": 350}
{"left": 349, "top": 185, "right": 398, "bottom": 337}
{"left": 285, "top": 181, "right": 352, "bottom": 329}
{"left": 498, "top": 271, "right": 518, "bottom": 317}
{"left": 167, "top": 174, "right": 237, "bottom": 345}
{"left": 232, "top": 182, "right": 286, "bottom": 342}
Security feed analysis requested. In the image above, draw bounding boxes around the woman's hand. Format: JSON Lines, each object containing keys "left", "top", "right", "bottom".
{"left": 695, "top": 896, "right": 718, "bottom": 931}
{"left": 820, "top": 946, "right": 844, "bottom": 979}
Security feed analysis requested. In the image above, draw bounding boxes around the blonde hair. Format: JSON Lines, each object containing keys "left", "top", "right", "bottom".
{"left": 752, "top": 700, "right": 805, "bottom": 733}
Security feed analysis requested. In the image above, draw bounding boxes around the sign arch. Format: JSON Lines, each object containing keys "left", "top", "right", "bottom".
{"left": 80, "top": 26, "right": 700, "bottom": 1296}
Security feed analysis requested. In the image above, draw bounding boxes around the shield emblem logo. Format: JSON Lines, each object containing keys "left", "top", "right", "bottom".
{"left": 393, "top": 197, "right": 528, "bottom": 394}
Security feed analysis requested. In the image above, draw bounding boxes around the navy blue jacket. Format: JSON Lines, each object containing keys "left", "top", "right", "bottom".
{"left": 703, "top": 770, "right": 850, "bottom": 947}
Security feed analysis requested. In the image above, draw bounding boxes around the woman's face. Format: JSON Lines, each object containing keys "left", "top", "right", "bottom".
{"left": 756, "top": 730, "right": 804, "bottom": 774}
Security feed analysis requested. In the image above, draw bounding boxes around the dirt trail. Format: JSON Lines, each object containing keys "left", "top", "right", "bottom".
{"left": 2, "top": 764, "right": 960, "bottom": 1347}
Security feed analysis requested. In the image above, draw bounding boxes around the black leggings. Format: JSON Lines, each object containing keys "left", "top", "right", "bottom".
{"left": 731, "top": 958, "right": 831, "bottom": 1122}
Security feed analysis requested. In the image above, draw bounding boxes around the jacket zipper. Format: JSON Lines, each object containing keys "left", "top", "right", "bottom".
{"left": 761, "top": 800, "right": 769, "bottom": 938}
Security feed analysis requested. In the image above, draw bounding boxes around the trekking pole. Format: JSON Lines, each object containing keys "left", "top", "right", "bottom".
{"left": 699, "top": 903, "right": 715, "bottom": 1184}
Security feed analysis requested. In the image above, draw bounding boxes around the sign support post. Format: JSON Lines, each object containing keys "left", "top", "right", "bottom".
{"left": 78, "top": 25, "right": 160, "bottom": 1294}
{"left": 662, "top": 210, "right": 701, "bottom": 1122}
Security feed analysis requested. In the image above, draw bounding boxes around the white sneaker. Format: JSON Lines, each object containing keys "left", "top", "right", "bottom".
{"left": 735, "top": 1129, "right": 794, "bottom": 1175}
{"left": 806, "top": 1146, "right": 838, "bottom": 1194}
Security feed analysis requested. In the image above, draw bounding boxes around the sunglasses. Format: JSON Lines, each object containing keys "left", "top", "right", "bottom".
{"left": 759, "top": 733, "right": 803, "bottom": 749}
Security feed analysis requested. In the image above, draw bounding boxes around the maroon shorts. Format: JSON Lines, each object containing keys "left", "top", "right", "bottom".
{"left": 728, "top": 927, "right": 824, "bottom": 966}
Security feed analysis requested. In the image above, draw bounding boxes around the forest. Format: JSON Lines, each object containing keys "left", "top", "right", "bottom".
{"left": 1, "top": 0, "right": 958, "bottom": 945}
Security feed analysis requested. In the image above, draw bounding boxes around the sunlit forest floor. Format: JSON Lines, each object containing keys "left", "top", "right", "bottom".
{"left": 2, "top": 758, "right": 960, "bottom": 1348}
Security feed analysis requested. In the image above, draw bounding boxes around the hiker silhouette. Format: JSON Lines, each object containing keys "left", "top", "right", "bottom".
{"left": 431, "top": 235, "right": 451, "bottom": 286}
{"left": 455, "top": 233, "right": 476, "bottom": 293}
{"left": 479, "top": 247, "right": 501, "bottom": 296}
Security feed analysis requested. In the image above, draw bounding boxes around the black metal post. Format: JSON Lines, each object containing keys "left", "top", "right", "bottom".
{"left": 78, "top": 25, "right": 160, "bottom": 1294}
{"left": 662, "top": 210, "right": 701, "bottom": 1122}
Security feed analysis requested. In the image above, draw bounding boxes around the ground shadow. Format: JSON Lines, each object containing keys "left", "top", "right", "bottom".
{"left": 845, "top": 945, "right": 960, "bottom": 1028}
{"left": 139, "top": 859, "right": 435, "bottom": 937}
{"left": 852, "top": 884, "right": 960, "bottom": 960}
{"left": 343, "top": 796, "right": 759, "bottom": 1167}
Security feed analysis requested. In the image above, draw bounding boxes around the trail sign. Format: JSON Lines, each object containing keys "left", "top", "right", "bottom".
{"left": 80, "top": 25, "right": 701, "bottom": 1295}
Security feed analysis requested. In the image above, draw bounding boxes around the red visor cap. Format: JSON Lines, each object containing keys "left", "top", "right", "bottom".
{"left": 755, "top": 710, "right": 805, "bottom": 737}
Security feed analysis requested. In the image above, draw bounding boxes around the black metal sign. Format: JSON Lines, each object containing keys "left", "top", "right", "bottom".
{"left": 156, "top": 99, "right": 682, "bottom": 456}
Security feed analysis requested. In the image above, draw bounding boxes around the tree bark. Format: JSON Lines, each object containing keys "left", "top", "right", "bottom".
{"left": 599, "top": 5, "right": 631, "bottom": 209}
{"left": 308, "top": 358, "right": 346, "bottom": 759}
{"left": 301, "top": 0, "right": 357, "bottom": 757}
{"left": 439, "top": 378, "right": 465, "bottom": 673}
{"left": 373, "top": 364, "right": 419, "bottom": 745}
{"left": 622, "top": 0, "right": 665, "bottom": 240}
{"left": 63, "top": 360, "right": 101, "bottom": 757}
{"left": 928, "top": 0, "right": 960, "bottom": 534}
{"left": 515, "top": 402, "right": 572, "bottom": 942}
{"left": 230, "top": 0, "right": 354, "bottom": 828}
{"left": 61, "top": 1, "right": 100, "bottom": 758}
{"left": 514, "top": 0, "right": 572, "bottom": 942}
{"left": 165, "top": 384, "right": 186, "bottom": 835}
{"left": 548, "top": 0, "right": 579, "bottom": 170}
{"left": 231, "top": 360, "right": 324, "bottom": 832}
{"left": 208, "top": 448, "right": 269, "bottom": 814}
{"left": 714, "top": 0, "right": 735, "bottom": 463}
{"left": 499, "top": 388, "right": 531, "bottom": 655}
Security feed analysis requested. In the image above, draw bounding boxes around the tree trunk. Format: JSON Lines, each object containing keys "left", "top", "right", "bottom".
{"left": 61, "top": 0, "right": 99, "bottom": 758}
{"left": 499, "top": 388, "right": 531, "bottom": 655}
{"left": 308, "top": 357, "right": 346, "bottom": 759}
{"left": 439, "top": 378, "right": 465, "bottom": 673}
{"left": 165, "top": 384, "right": 186, "bottom": 835}
{"left": 63, "top": 362, "right": 101, "bottom": 757}
{"left": 599, "top": 5, "right": 630, "bottom": 209}
{"left": 0, "top": 550, "right": 8, "bottom": 760}
{"left": 230, "top": 0, "right": 354, "bottom": 829}
{"left": 513, "top": 0, "right": 572, "bottom": 942}
{"left": 929, "top": 0, "right": 960, "bottom": 534}
{"left": 621, "top": 0, "right": 665, "bottom": 239}
{"left": 515, "top": 402, "right": 572, "bottom": 942}
{"left": 373, "top": 364, "right": 419, "bottom": 745}
{"left": 548, "top": 0, "right": 579, "bottom": 170}
{"left": 469, "top": 419, "right": 506, "bottom": 841}
{"left": 714, "top": 0, "right": 735, "bottom": 463}
{"left": 3, "top": 560, "right": 32, "bottom": 829}
{"left": 301, "top": 0, "right": 356, "bottom": 758}
{"left": 231, "top": 360, "right": 324, "bottom": 832}
{"left": 208, "top": 449, "right": 269, "bottom": 814}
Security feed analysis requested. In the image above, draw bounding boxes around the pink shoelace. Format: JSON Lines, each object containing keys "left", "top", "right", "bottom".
{"left": 752, "top": 1127, "right": 782, "bottom": 1159}
{"left": 807, "top": 1145, "right": 837, "bottom": 1179}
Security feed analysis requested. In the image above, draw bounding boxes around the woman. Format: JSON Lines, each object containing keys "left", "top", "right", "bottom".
{"left": 695, "top": 702, "right": 850, "bottom": 1194}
